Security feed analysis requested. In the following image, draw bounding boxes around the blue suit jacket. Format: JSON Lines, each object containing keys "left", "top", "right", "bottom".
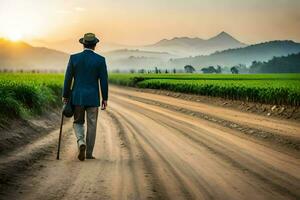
{"left": 62, "top": 49, "right": 108, "bottom": 107}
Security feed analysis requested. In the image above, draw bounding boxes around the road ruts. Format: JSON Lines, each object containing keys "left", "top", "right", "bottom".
{"left": 1, "top": 111, "right": 155, "bottom": 200}
{"left": 1, "top": 86, "right": 299, "bottom": 200}
{"left": 107, "top": 94, "right": 300, "bottom": 200}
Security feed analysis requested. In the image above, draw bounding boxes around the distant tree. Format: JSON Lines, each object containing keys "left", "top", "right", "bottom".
{"left": 184, "top": 65, "right": 195, "bottom": 73}
{"left": 138, "top": 69, "right": 145, "bottom": 73}
{"left": 201, "top": 66, "right": 217, "bottom": 74}
{"left": 230, "top": 66, "right": 239, "bottom": 74}
{"left": 216, "top": 65, "right": 222, "bottom": 74}
{"left": 129, "top": 69, "right": 135, "bottom": 73}
{"left": 128, "top": 56, "right": 135, "bottom": 59}
{"left": 154, "top": 67, "right": 159, "bottom": 74}
{"left": 233, "top": 64, "right": 248, "bottom": 74}
{"left": 165, "top": 69, "right": 168, "bottom": 74}
{"left": 249, "top": 60, "right": 263, "bottom": 73}
{"left": 112, "top": 69, "right": 120, "bottom": 73}
{"left": 173, "top": 68, "right": 176, "bottom": 74}
{"left": 249, "top": 52, "right": 300, "bottom": 73}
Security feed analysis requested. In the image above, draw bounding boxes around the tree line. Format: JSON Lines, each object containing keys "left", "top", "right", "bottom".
{"left": 249, "top": 52, "right": 300, "bottom": 73}
{"left": 121, "top": 52, "right": 300, "bottom": 74}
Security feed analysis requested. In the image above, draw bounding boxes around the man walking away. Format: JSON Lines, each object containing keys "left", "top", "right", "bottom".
{"left": 62, "top": 33, "right": 108, "bottom": 161}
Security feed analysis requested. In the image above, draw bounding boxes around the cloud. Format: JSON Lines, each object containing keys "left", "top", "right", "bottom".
{"left": 56, "top": 10, "right": 72, "bottom": 14}
{"left": 74, "top": 7, "right": 86, "bottom": 12}
{"left": 56, "top": 7, "right": 86, "bottom": 15}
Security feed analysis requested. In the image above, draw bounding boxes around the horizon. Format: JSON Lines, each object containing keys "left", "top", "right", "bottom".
{"left": 0, "top": 31, "right": 244, "bottom": 50}
{"left": 1, "top": 0, "right": 300, "bottom": 53}
{"left": 1, "top": 31, "right": 299, "bottom": 54}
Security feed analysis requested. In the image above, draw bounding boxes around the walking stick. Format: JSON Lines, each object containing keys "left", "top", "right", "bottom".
{"left": 56, "top": 113, "right": 64, "bottom": 160}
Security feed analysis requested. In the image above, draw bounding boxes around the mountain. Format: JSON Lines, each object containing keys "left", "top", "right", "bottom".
{"left": 143, "top": 32, "right": 246, "bottom": 56}
{"left": 0, "top": 38, "right": 69, "bottom": 71}
{"left": 102, "top": 32, "right": 247, "bottom": 70}
{"left": 171, "top": 40, "right": 300, "bottom": 68}
{"left": 249, "top": 52, "right": 300, "bottom": 73}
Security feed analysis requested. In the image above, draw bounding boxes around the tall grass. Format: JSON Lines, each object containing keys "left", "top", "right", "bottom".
{"left": 0, "top": 73, "right": 64, "bottom": 122}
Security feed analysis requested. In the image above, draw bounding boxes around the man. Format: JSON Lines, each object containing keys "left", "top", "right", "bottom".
{"left": 62, "top": 33, "right": 108, "bottom": 161}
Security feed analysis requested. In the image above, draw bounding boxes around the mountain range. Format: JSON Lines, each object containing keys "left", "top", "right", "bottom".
{"left": 171, "top": 40, "right": 300, "bottom": 68}
{"left": 1, "top": 32, "right": 300, "bottom": 72}
{"left": 0, "top": 39, "right": 68, "bottom": 71}
{"left": 143, "top": 31, "right": 247, "bottom": 56}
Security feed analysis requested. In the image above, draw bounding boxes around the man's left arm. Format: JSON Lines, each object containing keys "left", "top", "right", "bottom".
{"left": 99, "top": 58, "right": 108, "bottom": 109}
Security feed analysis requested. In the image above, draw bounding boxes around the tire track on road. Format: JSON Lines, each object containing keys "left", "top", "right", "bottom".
{"left": 110, "top": 94, "right": 300, "bottom": 200}
{"left": 109, "top": 108, "right": 200, "bottom": 200}
{"left": 1, "top": 112, "right": 154, "bottom": 200}
{"left": 112, "top": 88, "right": 300, "bottom": 153}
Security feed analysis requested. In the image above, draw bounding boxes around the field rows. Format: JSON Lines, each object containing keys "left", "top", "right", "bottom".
{"left": 109, "top": 73, "right": 300, "bottom": 106}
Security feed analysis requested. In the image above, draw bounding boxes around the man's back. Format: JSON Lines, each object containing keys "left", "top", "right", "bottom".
{"left": 63, "top": 49, "right": 108, "bottom": 107}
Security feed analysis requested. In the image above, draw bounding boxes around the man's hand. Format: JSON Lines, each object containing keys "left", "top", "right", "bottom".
{"left": 62, "top": 97, "right": 69, "bottom": 104}
{"left": 101, "top": 100, "right": 107, "bottom": 110}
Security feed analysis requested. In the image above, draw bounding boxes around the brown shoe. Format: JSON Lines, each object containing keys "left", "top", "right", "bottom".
{"left": 78, "top": 144, "right": 86, "bottom": 161}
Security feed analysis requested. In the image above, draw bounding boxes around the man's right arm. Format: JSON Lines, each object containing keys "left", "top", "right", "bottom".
{"left": 62, "top": 55, "right": 74, "bottom": 102}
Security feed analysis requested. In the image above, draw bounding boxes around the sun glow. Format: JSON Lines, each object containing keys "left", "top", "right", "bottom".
{"left": 6, "top": 32, "right": 23, "bottom": 41}
{"left": 0, "top": 1, "right": 45, "bottom": 43}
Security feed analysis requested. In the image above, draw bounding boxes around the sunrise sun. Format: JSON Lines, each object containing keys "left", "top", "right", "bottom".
{"left": 7, "top": 32, "right": 23, "bottom": 41}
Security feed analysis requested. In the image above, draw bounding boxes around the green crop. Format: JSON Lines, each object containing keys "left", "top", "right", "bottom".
{"left": 1, "top": 72, "right": 299, "bottom": 125}
{"left": 0, "top": 73, "right": 64, "bottom": 123}
{"left": 109, "top": 73, "right": 300, "bottom": 106}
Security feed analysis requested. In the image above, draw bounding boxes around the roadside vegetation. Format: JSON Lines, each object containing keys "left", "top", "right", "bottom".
{"left": 0, "top": 73, "right": 64, "bottom": 124}
{"left": 109, "top": 73, "right": 300, "bottom": 106}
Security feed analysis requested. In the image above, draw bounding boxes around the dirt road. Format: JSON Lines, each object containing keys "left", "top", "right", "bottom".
{"left": 1, "top": 86, "right": 300, "bottom": 200}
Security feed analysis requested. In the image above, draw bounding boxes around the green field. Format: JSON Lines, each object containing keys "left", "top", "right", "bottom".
{"left": 109, "top": 73, "right": 300, "bottom": 106}
{"left": 0, "top": 73, "right": 64, "bottom": 122}
{"left": 1, "top": 73, "right": 299, "bottom": 124}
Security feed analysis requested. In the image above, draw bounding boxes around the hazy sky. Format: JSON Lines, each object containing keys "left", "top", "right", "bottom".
{"left": 0, "top": 0, "right": 300, "bottom": 49}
